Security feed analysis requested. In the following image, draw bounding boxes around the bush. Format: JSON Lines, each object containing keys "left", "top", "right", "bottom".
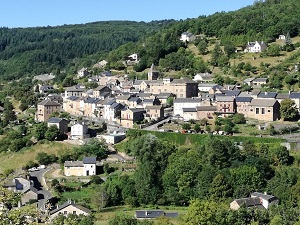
{"left": 3, "top": 168, "right": 14, "bottom": 177}
{"left": 36, "top": 152, "right": 58, "bottom": 165}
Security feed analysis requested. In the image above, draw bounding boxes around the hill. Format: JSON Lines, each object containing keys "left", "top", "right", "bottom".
{"left": 0, "top": 20, "right": 172, "bottom": 80}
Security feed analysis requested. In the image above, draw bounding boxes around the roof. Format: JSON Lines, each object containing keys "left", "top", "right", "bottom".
{"left": 83, "top": 156, "right": 96, "bottom": 164}
{"left": 216, "top": 96, "right": 235, "bottom": 102}
{"left": 67, "top": 96, "right": 79, "bottom": 101}
{"left": 234, "top": 197, "right": 263, "bottom": 208}
{"left": 276, "top": 93, "right": 289, "bottom": 100}
{"left": 196, "top": 106, "right": 217, "bottom": 111}
{"left": 145, "top": 105, "right": 162, "bottom": 110}
{"left": 289, "top": 92, "right": 300, "bottom": 99}
{"left": 183, "top": 108, "right": 197, "bottom": 112}
{"left": 171, "top": 77, "right": 197, "bottom": 84}
{"left": 50, "top": 200, "right": 91, "bottom": 215}
{"left": 257, "top": 92, "right": 277, "bottom": 99}
{"left": 38, "top": 99, "right": 61, "bottom": 106}
{"left": 64, "top": 161, "right": 84, "bottom": 167}
{"left": 156, "top": 92, "right": 173, "bottom": 99}
{"left": 235, "top": 97, "right": 253, "bottom": 103}
{"left": 253, "top": 78, "right": 268, "bottom": 82}
{"left": 84, "top": 97, "right": 101, "bottom": 104}
{"left": 174, "top": 98, "right": 202, "bottom": 103}
{"left": 135, "top": 210, "right": 178, "bottom": 219}
{"left": 225, "top": 90, "right": 241, "bottom": 97}
{"left": 48, "top": 117, "right": 68, "bottom": 123}
{"left": 66, "top": 86, "right": 85, "bottom": 92}
{"left": 251, "top": 192, "right": 277, "bottom": 201}
{"left": 128, "top": 97, "right": 141, "bottom": 102}
{"left": 249, "top": 99, "right": 278, "bottom": 107}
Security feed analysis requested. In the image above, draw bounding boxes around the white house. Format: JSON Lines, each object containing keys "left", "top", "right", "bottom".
{"left": 278, "top": 35, "right": 286, "bottom": 40}
{"left": 77, "top": 67, "right": 89, "bottom": 78}
{"left": 198, "top": 83, "right": 222, "bottom": 93}
{"left": 244, "top": 41, "right": 267, "bottom": 53}
{"left": 193, "top": 73, "right": 213, "bottom": 83}
{"left": 70, "top": 123, "right": 88, "bottom": 139}
{"left": 180, "top": 32, "right": 196, "bottom": 42}
{"left": 174, "top": 98, "right": 204, "bottom": 117}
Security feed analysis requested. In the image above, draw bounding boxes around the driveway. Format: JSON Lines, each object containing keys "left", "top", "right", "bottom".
{"left": 30, "top": 168, "right": 52, "bottom": 211}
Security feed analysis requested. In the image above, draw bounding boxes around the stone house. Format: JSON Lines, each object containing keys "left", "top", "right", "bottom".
{"left": 92, "top": 85, "right": 112, "bottom": 98}
{"left": 244, "top": 41, "right": 267, "bottom": 53}
{"left": 216, "top": 96, "right": 236, "bottom": 117}
{"left": 64, "top": 156, "right": 96, "bottom": 177}
{"left": 64, "top": 85, "right": 86, "bottom": 98}
{"left": 246, "top": 99, "right": 280, "bottom": 121}
{"left": 193, "top": 73, "right": 213, "bottom": 83}
{"left": 235, "top": 97, "right": 253, "bottom": 114}
{"left": 77, "top": 67, "right": 89, "bottom": 78}
{"left": 36, "top": 99, "right": 61, "bottom": 122}
{"left": 21, "top": 188, "right": 38, "bottom": 205}
{"left": 49, "top": 200, "right": 91, "bottom": 220}
{"left": 180, "top": 32, "right": 196, "bottom": 42}
{"left": 145, "top": 105, "right": 164, "bottom": 121}
{"left": 120, "top": 108, "right": 145, "bottom": 128}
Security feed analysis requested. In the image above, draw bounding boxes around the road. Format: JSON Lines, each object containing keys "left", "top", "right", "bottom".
{"left": 30, "top": 168, "right": 52, "bottom": 211}
{"left": 143, "top": 117, "right": 170, "bottom": 131}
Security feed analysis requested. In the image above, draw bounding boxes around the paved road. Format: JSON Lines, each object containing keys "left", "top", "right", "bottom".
{"left": 143, "top": 118, "right": 170, "bottom": 131}
{"left": 30, "top": 168, "right": 52, "bottom": 211}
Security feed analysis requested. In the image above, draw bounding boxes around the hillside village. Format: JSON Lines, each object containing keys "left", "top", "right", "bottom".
{"left": 1, "top": 0, "right": 300, "bottom": 224}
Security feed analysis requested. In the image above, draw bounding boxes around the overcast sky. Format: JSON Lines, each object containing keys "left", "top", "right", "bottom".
{"left": 1, "top": 0, "right": 254, "bottom": 28}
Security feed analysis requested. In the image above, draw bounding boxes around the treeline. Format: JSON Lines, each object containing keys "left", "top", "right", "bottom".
{"left": 104, "top": 132, "right": 300, "bottom": 224}
{"left": 107, "top": 0, "right": 300, "bottom": 73}
{"left": 0, "top": 20, "right": 169, "bottom": 80}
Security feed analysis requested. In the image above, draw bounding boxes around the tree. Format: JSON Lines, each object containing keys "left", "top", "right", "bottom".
{"left": 197, "top": 40, "right": 208, "bottom": 54}
{"left": 91, "top": 185, "right": 108, "bottom": 212}
{"left": 34, "top": 122, "right": 48, "bottom": 140}
{"left": 224, "top": 43, "right": 236, "bottom": 57}
{"left": 166, "top": 97, "right": 174, "bottom": 107}
{"left": 194, "top": 123, "right": 201, "bottom": 133}
{"left": 75, "top": 139, "right": 108, "bottom": 160}
{"left": 181, "top": 123, "right": 191, "bottom": 130}
{"left": 280, "top": 98, "right": 298, "bottom": 121}
{"left": 45, "top": 125, "right": 59, "bottom": 141}
{"left": 36, "top": 152, "right": 57, "bottom": 165}
{"left": 108, "top": 214, "right": 138, "bottom": 225}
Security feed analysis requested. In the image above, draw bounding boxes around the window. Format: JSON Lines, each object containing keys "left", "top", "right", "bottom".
{"left": 261, "top": 108, "right": 265, "bottom": 114}
{"left": 256, "top": 108, "right": 259, "bottom": 114}
{"left": 268, "top": 109, "right": 271, "bottom": 112}
{"left": 73, "top": 211, "right": 76, "bottom": 215}
{"left": 64, "top": 211, "right": 67, "bottom": 215}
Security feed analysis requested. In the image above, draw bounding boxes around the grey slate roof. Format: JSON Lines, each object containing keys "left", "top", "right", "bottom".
{"left": 251, "top": 192, "right": 277, "bottom": 201}
{"left": 64, "top": 161, "right": 84, "bottom": 167}
{"left": 196, "top": 106, "right": 217, "bottom": 111}
{"left": 276, "top": 93, "right": 289, "bottom": 100}
{"left": 289, "top": 92, "right": 300, "bottom": 99}
{"left": 216, "top": 96, "right": 235, "bottom": 102}
{"left": 83, "top": 156, "right": 96, "bottom": 164}
{"left": 68, "top": 96, "right": 79, "bottom": 101}
{"left": 174, "top": 98, "right": 202, "bottom": 103}
{"left": 38, "top": 99, "right": 61, "bottom": 106}
{"left": 48, "top": 117, "right": 67, "bottom": 123}
{"left": 257, "top": 92, "right": 277, "bottom": 99}
{"left": 235, "top": 97, "right": 253, "bottom": 103}
{"left": 183, "top": 108, "right": 197, "bottom": 112}
{"left": 135, "top": 210, "right": 178, "bottom": 219}
{"left": 225, "top": 90, "right": 241, "bottom": 97}
{"left": 249, "top": 99, "right": 277, "bottom": 107}
{"left": 234, "top": 197, "right": 264, "bottom": 208}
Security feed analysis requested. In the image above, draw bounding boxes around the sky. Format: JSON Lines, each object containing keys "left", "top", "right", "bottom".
{"left": 1, "top": 0, "right": 255, "bottom": 28}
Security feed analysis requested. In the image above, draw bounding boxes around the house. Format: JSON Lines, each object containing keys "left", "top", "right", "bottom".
{"left": 47, "top": 117, "right": 69, "bottom": 135}
{"left": 77, "top": 67, "right": 89, "bottom": 78}
{"left": 145, "top": 105, "right": 164, "bottom": 121}
{"left": 46, "top": 93, "right": 63, "bottom": 104}
{"left": 49, "top": 199, "right": 91, "bottom": 220}
{"left": 289, "top": 92, "right": 300, "bottom": 114}
{"left": 252, "top": 78, "right": 268, "bottom": 87}
{"left": 174, "top": 98, "right": 204, "bottom": 117}
{"left": 3, "top": 177, "right": 32, "bottom": 193}
{"left": 244, "top": 41, "right": 267, "bottom": 53}
{"left": 103, "top": 99, "right": 124, "bottom": 121}
{"left": 230, "top": 192, "right": 278, "bottom": 210}
{"left": 193, "top": 73, "right": 213, "bottom": 83}
{"left": 180, "top": 32, "right": 196, "bottom": 42}
{"left": 98, "top": 133, "right": 126, "bottom": 144}
{"left": 21, "top": 187, "right": 38, "bottom": 205}
{"left": 79, "top": 97, "right": 102, "bottom": 117}
{"left": 216, "top": 96, "right": 236, "bottom": 116}
{"left": 120, "top": 108, "right": 146, "bottom": 128}
{"left": 126, "top": 53, "right": 139, "bottom": 64}
{"left": 93, "top": 60, "right": 108, "bottom": 68}
{"left": 64, "top": 156, "right": 96, "bottom": 176}
{"left": 146, "top": 77, "right": 198, "bottom": 98}
{"left": 235, "top": 97, "right": 252, "bottom": 114}
{"left": 92, "top": 85, "right": 112, "bottom": 99}
{"left": 35, "top": 99, "right": 61, "bottom": 122}
{"left": 275, "top": 93, "right": 289, "bottom": 103}
{"left": 243, "top": 78, "right": 255, "bottom": 87}
{"left": 39, "top": 85, "right": 55, "bottom": 94}
{"left": 65, "top": 85, "right": 86, "bottom": 98}
{"left": 33, "top": 73, "right": 55, "bottom": 82}
{"left": 196, "top": 105, "right": 217, "bottom": 120}
{"left": 246, "top": 99, "right": 280, "bottom": 121}
{"left": 278, "top": 35, "right": 286, "bottom": 40}
{"left": 156, "top": 93, "right": 174, "bottom": 106}
{"left": 70, "top": 123, "right": 89, "bottom": 139}
{"left": 135, "top": 210, "right": 178, "bottom": 219}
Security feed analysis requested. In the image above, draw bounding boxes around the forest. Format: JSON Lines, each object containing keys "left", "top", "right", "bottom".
{"left": 0, "top": 20, "right": 171, "bottom": 80}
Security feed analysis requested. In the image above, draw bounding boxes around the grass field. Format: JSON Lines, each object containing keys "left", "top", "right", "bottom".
{"left": 0, "top": 141, "right": 74, "bottom": 173}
